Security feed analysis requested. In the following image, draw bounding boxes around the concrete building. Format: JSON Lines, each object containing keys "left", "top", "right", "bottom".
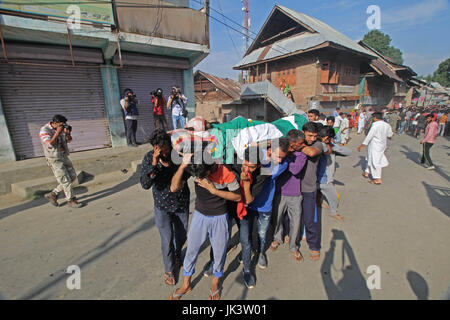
{"left": 194, "top": 70, "right": 240, "bottom": 123}
{"left": 0, "top": 0, "right": 210, "bottom": 162}
{"left": 233, "top": 5, "right": 376, "bottom": 114}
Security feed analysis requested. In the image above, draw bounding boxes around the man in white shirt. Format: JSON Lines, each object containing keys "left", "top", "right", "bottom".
{"left": 167, "top": 86, "right": 188, "bottom": 130}
{"left": 357, "top": 112, "right": 393, "bottom": 185}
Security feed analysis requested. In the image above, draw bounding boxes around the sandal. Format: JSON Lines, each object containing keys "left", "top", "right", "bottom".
{"left": 270, "top": 241, "right": 280, "bottom": 251}
{"left": 362, "top": 173, "right": 369, "bottom": 179}
{"left": 293, "top": 250, "right": 303, "bottom": 262}
{"left": 168, "top": 286, "right": 192, "bottom": 300}
{"left": 310, "top": 251, "right": 320, "bottom": 261}
{"left": 164, "top": 272, "right": 176, "bottom": 286}
{"left": 284, "top": 235, "right": 290, "bottom": 244}
{"left": 368, "top": 180, "right": 382, "bottom": 185}
{"left": 208, "top": 287, "right": 221, "bottom": 300}
{"left": 330, "top": 214, "right": 344, "bottom": 222}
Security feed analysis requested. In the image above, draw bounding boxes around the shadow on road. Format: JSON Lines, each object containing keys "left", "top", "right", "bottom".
{"left": 321, "top": 229, "right": 371, "bottom": 300}
{"left": 18, "top": 214, "right": 155, "bottom": 299}
{"left": 352, "top": 156, "right": 366, "bottom": 170}
{"left": 422, "top": 182, "right": 450, "bottom": 218}
{"left": 406, "top": 270, "right": 429, "bottom": 300}
{"left": 400, "top": 145, "right": 450, "bottom": 182}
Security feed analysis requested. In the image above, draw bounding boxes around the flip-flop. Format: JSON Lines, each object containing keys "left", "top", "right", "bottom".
{"left": 310, "top": 251, "right": 320, "bottom": 261}
{"left": 164, "top": 272, "right": 176, "bottom": 286}
{"left": 168, "top": 287, "right": 192, "bottom": 300}
{"left": 270, "top": 241, "right": 280, "bottom": 251}
{"left": 368, "top": 180, "right": 381, "bottom": 185}
{"left": 208, "top": 288, "right": 221, "bottom": 300}
{"left": 362, "top": 173, "right": 369, "bottom": 179}
{"left": 329, "top": 214, "right": 344, "bottom": 222}
{"left": 293, "top": 250, "right": 304, "bottom": 262}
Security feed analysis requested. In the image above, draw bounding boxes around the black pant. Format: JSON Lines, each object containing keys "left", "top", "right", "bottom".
{"left": 125, "top": 119, "right": 137, "bottom": 145}
{"left": 421, "top": 142, "right": 434, "bottom": 167}
{"left": 153, "top": 114, "right": 167, "bottom": 131}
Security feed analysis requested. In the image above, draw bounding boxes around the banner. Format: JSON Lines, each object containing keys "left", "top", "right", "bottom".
{"left": 0, "top": 0, "right": 114, "bottom": 25}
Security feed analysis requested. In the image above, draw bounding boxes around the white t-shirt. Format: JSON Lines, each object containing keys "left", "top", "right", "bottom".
{"left": 334, "top": 115, "right": 343, "bottom": 128}
{"left": 120, "top": 99, "right": 138, "bottom": 120}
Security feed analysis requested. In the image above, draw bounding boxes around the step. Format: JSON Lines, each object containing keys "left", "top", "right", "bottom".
{"left": 10, "top": 163, "right": 142, "bottom": 200}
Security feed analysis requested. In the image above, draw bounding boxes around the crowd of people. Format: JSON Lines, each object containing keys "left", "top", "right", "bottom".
{"left": 38, "top": 93, "right": 447, "bottom": 300}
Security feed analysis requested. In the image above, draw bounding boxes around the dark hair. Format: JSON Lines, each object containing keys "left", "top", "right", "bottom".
{"left": 326, "top": 116, "right": 335, "bottom": 123}
{"left": 244, "top": 146, "right": 262, "bottom": 165}
{"left": 52, "top": 114, "right": 67, "bottom": 123}
{"left": 148, "top": 129, "right": 171, "bottom": 147}
{"left": 286, "top": 129, "right": 305, "bottom": 142}
{"left": 308, "top": 109, "right": 320, "bottom": 116}
{"left": 271, "top": 138, "right": 290, "bottom": 153}
{"left": 187, "top": 150, "right": 216, "bottom": 179}
{"left": 318, "top": 126, "right": 335, "bottom": 139}
{"left": 319, "top": 113, "right": 326, "bottom": 120}
{"left": 426, "top": 113, "right": 434, "bottom": 119}
{"left": 123, "top": 88, "right": 133, "bottom": 96}
{"left": 372, "top": 112, "right": 383, "bottom": 120}
{"left": 302, "top": 122, "right": 319, "bottom": 133}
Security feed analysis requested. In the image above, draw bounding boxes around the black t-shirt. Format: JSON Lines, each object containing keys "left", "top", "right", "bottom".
{"left": 190, "top": 164, "right": 241, "bottom": 216}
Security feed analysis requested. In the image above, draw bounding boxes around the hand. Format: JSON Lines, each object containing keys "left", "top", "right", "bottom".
{"left": 420, "top": 140, "right": 424, "bottom": 145}
{"left": 181, "top": 153, "right": 192, "bottom": 168}
{"left": 240, "top": 171, "right": 250, "bottom": 183}
{"left": 357, "top": 145, "right": 364, "bottom": 152}
{"left": 152, "top": 146, "right": 161, "bottom": 165}
{"left": 55, "top": 124, "right": 64, "bottom": 135}
{"left": 196, "top": 178, "right": 216, "bottom": 194}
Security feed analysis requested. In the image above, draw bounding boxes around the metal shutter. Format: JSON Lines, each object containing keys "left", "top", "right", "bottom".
{"left": 0, "top": 62, "right": 111, "bottom": 160}
{"left": 118, "top": 66, "right": 183, "bottom": 142}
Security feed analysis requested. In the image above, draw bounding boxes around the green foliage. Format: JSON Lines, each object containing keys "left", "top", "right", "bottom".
{"left": 432, "top": 58, "right": 450, "bottom": 87}
{"left": 362, "top": 30, "right": 403, "bottom": 64}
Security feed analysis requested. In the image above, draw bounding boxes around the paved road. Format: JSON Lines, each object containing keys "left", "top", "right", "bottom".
{"left": 0, "top": 131, "right": 449, "bottom": 300}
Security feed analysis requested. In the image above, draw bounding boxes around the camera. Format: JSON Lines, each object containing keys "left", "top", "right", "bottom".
{"left": 152, "top": 88, "right": 163, "bottom": 98}
{"left": 62, "top": 124, "right": 72, "bottom": 131}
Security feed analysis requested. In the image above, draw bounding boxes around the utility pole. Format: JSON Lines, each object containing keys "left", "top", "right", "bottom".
{"left": 241, "top": 0, "right": 250, "bottom": 83}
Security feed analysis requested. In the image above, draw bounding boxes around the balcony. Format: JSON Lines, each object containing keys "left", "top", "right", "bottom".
{"left": 115, "top": 0, "right": 209, "bottom": 46}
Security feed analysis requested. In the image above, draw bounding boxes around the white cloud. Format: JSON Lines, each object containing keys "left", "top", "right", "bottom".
{"left": 194, "top": 51, "right": 241, "bottom": 80}
{"left": 382, "top": 0, "right": 449, "bottom": 26}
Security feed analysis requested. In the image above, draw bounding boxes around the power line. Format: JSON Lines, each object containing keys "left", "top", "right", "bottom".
{"left": 217, "top": 0, "right": 240, "bottom": 60}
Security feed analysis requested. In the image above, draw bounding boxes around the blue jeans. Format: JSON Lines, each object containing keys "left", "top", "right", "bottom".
{"left": 301, "top": 191, "right": 321, "bottom": 251}
{"left": 239, "top": 209, "right": 272, "bottom": 273}
{"left": 399, "top": 121, "right": 406, "bottom": 134}
{"left": 172, "top": 115, "right": 185, "bottom": 130}
{"left": 153, "top": 207, "right": 189, "bottom": 273}
{"left": 183, "top": 211, "right": 229, "bottom": 278}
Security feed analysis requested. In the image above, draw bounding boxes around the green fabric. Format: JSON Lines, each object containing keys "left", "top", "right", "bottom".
{"left": 212, "top": 116, "right": 265, "bottom": 163}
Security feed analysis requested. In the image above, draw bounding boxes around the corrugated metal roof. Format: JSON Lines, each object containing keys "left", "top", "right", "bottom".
{"left": 195, "top": 70, "right": 241, "bottom": 100}
{"left": 235, "top": 5, "right": 374, "bottom": 68}
{"left": 371, "top": 59, "right": 403, "bottom": 82}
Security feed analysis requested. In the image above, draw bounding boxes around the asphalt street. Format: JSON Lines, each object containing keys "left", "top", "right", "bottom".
{"left": 0, "top": 131, "right": 449, "bottom": 300}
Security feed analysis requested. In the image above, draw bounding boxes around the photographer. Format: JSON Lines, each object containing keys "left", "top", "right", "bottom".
{"left": 167, "top": 86, "right": 188, "bottom": 130}
{"left": 152, "top": 88, "right": 168, "bottom": 131}
{"left": 39, "top": 114, "right": 83, "bottom": 208}
{"left": 120, "top": 88, "right": 139, "bottom": 147}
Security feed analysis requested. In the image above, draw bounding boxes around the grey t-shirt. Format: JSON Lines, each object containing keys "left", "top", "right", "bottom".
{"left": 300, "top": 141, "right": 328, "bottom": 193}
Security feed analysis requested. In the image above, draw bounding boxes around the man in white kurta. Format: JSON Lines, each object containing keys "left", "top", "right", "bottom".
{"left": 357, "top": 112, "right": 393, "bottom": 184}
{"left": 357, "top": 111, "right": 366, "bottom": 134}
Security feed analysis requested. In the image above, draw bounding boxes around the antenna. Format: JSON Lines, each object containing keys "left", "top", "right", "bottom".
{"left": 241, "top": 0, "right": 250, "bottom": 82}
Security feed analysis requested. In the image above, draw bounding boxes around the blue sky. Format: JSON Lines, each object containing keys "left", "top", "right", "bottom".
{"left": 192, "top": 0, "right": 450, "bottom": 80}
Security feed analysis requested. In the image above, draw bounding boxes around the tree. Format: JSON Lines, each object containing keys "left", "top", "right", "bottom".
{"left": 432, "top": 58, "right": 450, "bottom": 87}
{"left": 362, "top": 30, "right": 403, "bottom": 65}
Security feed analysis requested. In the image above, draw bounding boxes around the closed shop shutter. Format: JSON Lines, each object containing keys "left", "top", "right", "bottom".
{"left": 118, "top": 66, "right": 183, "bottom": 142}
{"left": 0, "top": 62, "right": 111, "bottom": 160}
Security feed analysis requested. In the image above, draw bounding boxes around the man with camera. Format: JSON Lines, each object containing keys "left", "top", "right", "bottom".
{"left": 167, "top": 86, "right": 188, "bottom": 130}
{"left": 152, "top": 88, "right": 168, "bottom": 131}
{"left": 120, "top": 88, "right": 139, "bottom": 147}
{"left": 39, "top": 114, "right": 83, "bottom": 208}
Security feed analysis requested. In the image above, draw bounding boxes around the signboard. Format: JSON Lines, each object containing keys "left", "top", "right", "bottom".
{"left": 0, "top": 0, "right": 115, "bottom": 25}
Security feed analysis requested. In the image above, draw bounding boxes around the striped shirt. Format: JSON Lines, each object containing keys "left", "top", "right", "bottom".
{"left": 39, "top": 123, "right": 68, "bottom": 159}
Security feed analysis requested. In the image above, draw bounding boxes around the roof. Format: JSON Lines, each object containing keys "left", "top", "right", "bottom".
{"left": 194, "top": 70, "right": 241, "bottom": 101}
{"left": 370, "top": 57, "right": 403, "bottom": 82}
{"left": 234, "top": 5, "right": 375, "bottom": 69}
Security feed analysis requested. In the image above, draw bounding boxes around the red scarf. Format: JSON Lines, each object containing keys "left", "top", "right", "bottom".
{"left": 237, "top": 172, "right": 253, "bottom": 220}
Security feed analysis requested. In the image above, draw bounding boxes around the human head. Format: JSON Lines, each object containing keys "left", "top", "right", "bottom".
{"left": 51, "top": 114, "right": 67, "bottom": 129}
{"left": 319, "top": 113, "right": 326, "bottom": 121}
{"left": 187, "top": 150, "right": 216, "bottom": 179}
{"left": 149, "top": 129, "right": 172, "bottom": 161}
{"left": 308, "top": 109, "right": 320, "bottom": 122}
{"left": 302, "top": 122, "right": 319, "bottom": 145}
{"left": 318, "top": 125, "right": 335, "bottom": 144}
{"left": 336, "top": 107, "right": 340, "bottom": 112}
{"left": 326, "top": 116, "right": 335, "bottom": 127}
{"left": 286, "top": 129, "right": 306, "bottom": 152}
{"left": 267, "top": 138, "right": 289, "bottom": 163}
{"left": 426, "top": 114, "right": 434, "bottom": 123}
{"left": 123, "top": 88, "right": 134, "bottom": 97}
{"left": 242, "top": 146, "right": 262, "bottom": 175}
{"left": 372, "top": 112, "right": 383, "bottom": 121}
